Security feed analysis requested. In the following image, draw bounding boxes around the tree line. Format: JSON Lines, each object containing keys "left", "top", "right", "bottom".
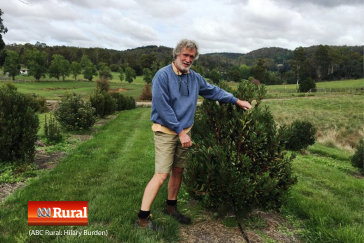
{"left": 1, "top": 43, "right": 361, "bottom": 86}
{"left": 1, "top": 46, "right": 141, "bottom": 83}
{"left": 0, "top": 9, "right": 362, "bottom": 85}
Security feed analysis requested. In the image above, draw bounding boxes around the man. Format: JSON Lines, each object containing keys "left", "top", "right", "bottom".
{"left": 137, "top": 39, "right": 252, "bottom": 229}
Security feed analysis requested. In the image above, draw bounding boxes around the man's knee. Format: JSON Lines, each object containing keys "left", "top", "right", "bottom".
{"left": 154, "top": 173, "right": 169, "bottom": 184}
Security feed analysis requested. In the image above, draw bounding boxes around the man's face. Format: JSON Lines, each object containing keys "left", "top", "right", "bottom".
{"left": 174, "top": 47, "right": 196, "bottom": 73}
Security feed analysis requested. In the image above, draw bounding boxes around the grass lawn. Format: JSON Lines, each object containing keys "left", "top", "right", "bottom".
{"left": 282, "top": 143, "right": 364, "bottom": 242}
{"left": 0, "top": 108, "right": 181, "bottom": 242}
{"left": 1, "top": 73, "right": 146, "bottom": 100}
{"left": 1, "top": 108, "right": 363, "bottom": 242}
{"left": 265, "top": 78, "right": 364, "bottom": 93}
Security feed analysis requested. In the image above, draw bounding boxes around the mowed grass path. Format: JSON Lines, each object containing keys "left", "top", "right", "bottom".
{"left": 0, "top": 108, "right": 179, "bottom": 243}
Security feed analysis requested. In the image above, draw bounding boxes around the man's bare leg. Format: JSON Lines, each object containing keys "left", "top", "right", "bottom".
{"left": 168, "top": 167, "right": 184, "bottom": 200}
{"left": 140, "top": 173, "right": 168, "bottom": 211}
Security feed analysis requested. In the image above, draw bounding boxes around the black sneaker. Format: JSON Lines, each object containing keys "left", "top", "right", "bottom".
{"left": 164, "top": 205, "right": 191, "bottom": 224}
{"left": 136, "top": 215, "right": 156, "bottom": 230}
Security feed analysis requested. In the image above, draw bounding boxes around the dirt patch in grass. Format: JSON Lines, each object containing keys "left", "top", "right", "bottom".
{"left": 179, "top": 208, "right": 301, "bottom": 243}
{"left": 243, "top": 210, "right": 301, "bottom": 243}
{"left": 46, "top": 99, "right": 59, "bottom": 111}
{"left": 0, "top": 182, "right": 25, "bottom": 203}
{"left": 34, "top": 149, "right": 67, "bottom": 170}
{"left": 108, "top": 88, "right": 127, "bottom": 93}
{"left": 180, "top": 218, "right": 247, "bottom": 243}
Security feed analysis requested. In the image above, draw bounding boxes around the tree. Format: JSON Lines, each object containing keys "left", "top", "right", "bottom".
{"left": 143, "top": 68, "right": 153, "bottom": 84}
{"left": 80, "top": 54, "right": 97, "bottom": 81}
{"left": 110, "top": 64, "right": 120, "bottom": 72}
{"left": 98, "top": 62, "right": 112, "bottom": 79}
{"left": 314, "top": 45, "right": 330, "bottom": 81}
{"left": 83, "top": 63, "right": 97, "bottom": 81}
{"left": 291, "top": 47, "right": 309, "bottom": 89}
{"left": 140, "top": 53, "right": 156, "bottom": 69}
{"left": 228, "top": 65, "right": 241, "bottom": 82}
{"left": 0, "top": 9, "right": 8, "bottom": 52}
{"left": 239, "top": 64, "right": 251, "bottom": 80}
{"left": 299, "top": 77, "right": 316, "bottom": 92}
{"left": 80, "top": 54, "right": 92, "bottom": 68}
{"left": 25, "top": 48, "right": 47, "bottom": 81}
{"left": 3, "top": 50, "right": 20, "bottom": 80}
{"left": 49, "top": 54, "right": 70, "bottom": 81}
{"left": 185, "top": 81, "right": 296, "bottom": 215}
{"left": 251, "top": 58, "right": 267, "bottom": 82}
{"left": 125, "top": 66, "right": 136, "bottom": 83}
{"left": 207, "top": 68, "right": 221, "bottom": 84}
{"left": 191, "top": 61, "right": 204, "bottom": 76}
{"left": 119, "top": 68, "right": 124, "bottom": 82}
{"left": 70, "top": 61, "right": 82, "bottom": 80}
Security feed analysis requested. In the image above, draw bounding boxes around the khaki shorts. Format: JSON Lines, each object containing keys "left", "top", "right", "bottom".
{"left": 154, "top": 131, "right": 191, "bottom": 173}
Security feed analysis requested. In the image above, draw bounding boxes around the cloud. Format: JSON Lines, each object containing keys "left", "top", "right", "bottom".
{"left": 272, "top": 0, "right": 363, "bottom": 8}
{"left": 2, "top": 0, "right": 363, "bottom": 53}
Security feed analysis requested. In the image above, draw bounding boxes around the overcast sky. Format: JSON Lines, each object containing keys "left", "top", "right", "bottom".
{"left": 2, "top": 0, "right": 364, "bottom": 54}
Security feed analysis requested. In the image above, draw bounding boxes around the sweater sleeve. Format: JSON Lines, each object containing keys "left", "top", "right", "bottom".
{"left": 198, "top": 75, "right": 238, "bottom": 104}
{"left": 152, "top": 72, "right": 183, "bottom": 134}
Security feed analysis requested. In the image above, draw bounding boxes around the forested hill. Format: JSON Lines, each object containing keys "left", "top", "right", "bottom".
{"left": 239, "top": 47, "right": 293, "bottom": 66}
{"left": 3, "top": 43, "right": 363, "bottom": 81}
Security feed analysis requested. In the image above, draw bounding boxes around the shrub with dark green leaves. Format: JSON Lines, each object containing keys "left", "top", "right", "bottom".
{"left": 283, "top": 120, "right": 316, "bottom": 151}
{"left": 90, "top": 89, "right": 116, "bottom": 117}
{"left": 351, "top": 139, "right": 364, "bottom": 174}
{"left": 185, "top": 81, "right": 296, "bottom": 216}
{"left": 125, "top": 96, "right": 136, "bottom": 110}
{"left": 299, "top": 77, "right": 316, "bottom": 92}
{"left": 0, "top": 83, "right": 39, "bottom": 163}
{"left": 54, "top": 93, "right": 96, "bottom": 131}
{"left": 26, "top": 94, "right": 48, "bottom": 113}
{"left": 44, "top": 114, "right": 62, "bottom": 144}
{"left": 111, "top": 93, "right": 136, "bottom": 111}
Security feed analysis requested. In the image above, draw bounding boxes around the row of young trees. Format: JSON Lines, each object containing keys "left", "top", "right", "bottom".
{"left": 2, "top": 48, "right": 143, "bottom": 83}
{"left": 0, "top": 79, "right": 136, "bottom": 163}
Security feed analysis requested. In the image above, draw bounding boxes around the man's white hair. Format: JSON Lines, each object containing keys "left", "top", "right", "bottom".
{"left": 173, "top": 39, "right": 199, "bottom": 60}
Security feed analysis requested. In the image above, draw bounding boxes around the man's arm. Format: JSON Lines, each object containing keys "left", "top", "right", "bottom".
{"left": 198, "top": 75, "right": 252, "bottom": 110}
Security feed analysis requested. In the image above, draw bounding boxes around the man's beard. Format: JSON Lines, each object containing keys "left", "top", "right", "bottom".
{"left": 175, "top": 58, "right": 191, "bottom": 73}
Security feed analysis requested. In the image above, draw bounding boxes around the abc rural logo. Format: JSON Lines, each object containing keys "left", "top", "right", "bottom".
{"left": 28, "top": 201, "right": 88, "bottom": 226}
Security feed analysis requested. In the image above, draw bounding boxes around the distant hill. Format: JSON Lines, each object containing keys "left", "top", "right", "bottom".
{"left": 3, "top": 43, "right": 363, "bottom": 77}
{"left": 238, "top": 47, "right": 293, "bottom": 66}
{"left": 203, "top": 52, "right": 243, "bottom": 59}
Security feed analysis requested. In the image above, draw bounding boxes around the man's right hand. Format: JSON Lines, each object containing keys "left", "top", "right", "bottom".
{"left": 178, "top": 130, "right": 192, "bottom": 147}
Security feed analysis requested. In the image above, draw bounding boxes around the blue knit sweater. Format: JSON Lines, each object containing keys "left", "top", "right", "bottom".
{"left": 151, "top": 64, "right": 238, "bottom": 134}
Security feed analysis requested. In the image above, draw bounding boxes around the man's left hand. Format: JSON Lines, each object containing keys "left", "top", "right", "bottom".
{"left": 236, "top": 99, "right": 252, "bottom": 110}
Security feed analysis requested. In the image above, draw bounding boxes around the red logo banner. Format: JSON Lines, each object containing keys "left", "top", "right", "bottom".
{"left": 28, "top": 201, "right": 88, "bottom": 226}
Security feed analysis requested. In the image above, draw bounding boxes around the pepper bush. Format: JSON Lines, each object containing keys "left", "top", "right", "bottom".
{"left": 54, "top": 93, "right": 96, "bottom": 131}
{"left": 0, "top": 84, "right": 39, "bottom": 163}
{"left": 184, "top": 81, "right": 297, "bottom": 215}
